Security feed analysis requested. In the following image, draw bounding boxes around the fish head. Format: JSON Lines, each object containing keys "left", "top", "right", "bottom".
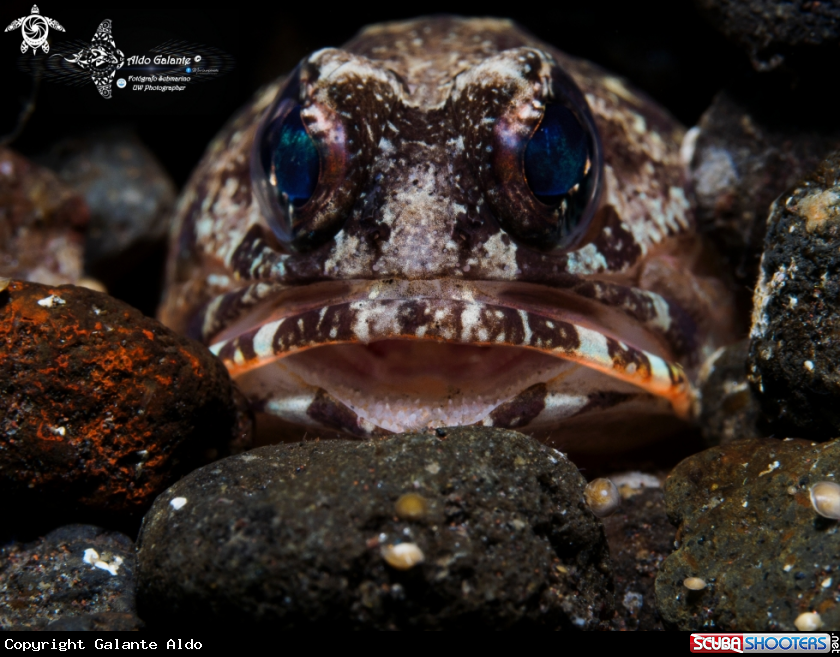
{"left": 160, "top": 17, "right": 737, "bottom": 450}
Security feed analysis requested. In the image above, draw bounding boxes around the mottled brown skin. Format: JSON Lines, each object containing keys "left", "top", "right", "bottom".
{"left": 0, "top": 280, "right": 242, "bottom": 514}
{"left": 160, "top": 17, "right": 736, "bottom": 448}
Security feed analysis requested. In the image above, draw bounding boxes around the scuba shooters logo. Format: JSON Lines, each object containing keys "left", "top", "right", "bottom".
{"left": 690, "top": 633, "right": 835, "bottom": 653}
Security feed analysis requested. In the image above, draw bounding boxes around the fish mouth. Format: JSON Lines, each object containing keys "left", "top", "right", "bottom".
{"left": 208, "top": 279, "right": 693, "bottom": 435}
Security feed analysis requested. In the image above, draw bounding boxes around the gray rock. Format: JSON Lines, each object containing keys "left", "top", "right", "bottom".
{"left": 748, "top": 150, "right": 840, "bottom": 437}
{"left": 0, "top": 525, "right": 140, "bottom": 631}
{"left": 698, "top": 340, "right": 766, "bottom": 447}
{"left": 137, "top": 427, "right": 614, "bottom": 630}
{"left": 689, "top": 92, "right": 840, "bottom": 286}
{"left": 43, "top": 612, "right": 143, "bottom": 631}
{"left": 39, "top": 130, "right": 176, "bottom": 281}
{"left": 692, "top": 0, "right": 840, "bottom": 70}
{"left": 656, "top": 438, "right": 840, "bottom": 631}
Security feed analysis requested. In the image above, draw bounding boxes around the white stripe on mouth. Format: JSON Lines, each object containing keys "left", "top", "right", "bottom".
{"left": 207, "top": 278, "right": 680, "bottom": 361}
{"left": 210, "top": 296, "right": 692, "bottom": 426}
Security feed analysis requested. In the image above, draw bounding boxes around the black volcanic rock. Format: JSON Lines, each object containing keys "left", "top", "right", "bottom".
{"left": 137, "top": 427, "right": 615, "bottom": 630}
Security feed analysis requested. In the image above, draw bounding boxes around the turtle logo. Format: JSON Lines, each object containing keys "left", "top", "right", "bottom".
{"left": 65, "top": 19, "right": 125, "bottom": 99}
{"left": 5, "top": 5, "right": 65, "bottom": 54}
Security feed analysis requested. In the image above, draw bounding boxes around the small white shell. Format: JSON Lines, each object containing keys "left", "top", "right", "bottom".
{"left": 809, "top": 481, "right": 840, "bottom": 519}
{"left": 584, "top": 478, "right": 620, "bottom": 518}
{"left": 683, "top": 577, "right": 706, "bottom": 591}
{"left": 794, "top": 611, "right": 823, "bottom": 631}
{"left": 169, "top": 497, "right": 188, "bottom": 510}
{"left": 381, "top": 543, "right": 425, "bottom": 570}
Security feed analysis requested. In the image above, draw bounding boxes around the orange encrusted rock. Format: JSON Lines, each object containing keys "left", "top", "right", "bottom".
{"left": 0, "top": 280, "right": 251, "bottom": 518}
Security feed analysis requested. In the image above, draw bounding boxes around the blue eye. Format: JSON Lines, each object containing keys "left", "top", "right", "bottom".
{"left": 252, "top": 66, "right": 366, "bottom": 251}
{"left": 524, "top": 104, "right": 589, "bottom": 204}
{"left": 265, "top": 105, "right": 320, "bottom": 207}
{"left": 481, "top": 63, "right": 602, "bottom": 252}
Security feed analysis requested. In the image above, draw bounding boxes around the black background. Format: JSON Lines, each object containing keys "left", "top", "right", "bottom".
{"left": 2, "top": 0, "right": 748, "bottom": 187}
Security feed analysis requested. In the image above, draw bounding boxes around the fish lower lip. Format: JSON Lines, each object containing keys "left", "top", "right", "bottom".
{"left": 209, "top": 297, "right": 692, "bottom": 426}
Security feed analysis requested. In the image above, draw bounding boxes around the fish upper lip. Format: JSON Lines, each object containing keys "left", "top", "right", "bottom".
{"left": 207, "top": 278, "right": 682, "bottom": 362}
{"left": 207, "top": 278, "right": 693, "bottom": 418}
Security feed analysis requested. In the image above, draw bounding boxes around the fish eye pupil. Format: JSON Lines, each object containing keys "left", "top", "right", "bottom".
{"left": 266, "top": 104, "right": 320, "bottom": 207}
{"left": 524, "top": 104, "right": 589, "bottom": 205}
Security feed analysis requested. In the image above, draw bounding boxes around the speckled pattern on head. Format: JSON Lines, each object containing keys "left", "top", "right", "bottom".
{"left": 160, "top": 17, "right": 736, "bottom": 450}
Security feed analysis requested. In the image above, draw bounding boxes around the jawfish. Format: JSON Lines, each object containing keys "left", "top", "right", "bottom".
{"left": 160, "top": 17, "right": 736, "bottom": 450}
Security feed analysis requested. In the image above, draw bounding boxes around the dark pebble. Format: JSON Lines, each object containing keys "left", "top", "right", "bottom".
{"left": 698, "top": 340, "right": 766, "bottom": 447}
{"left": 689, "top": 92, "right": 840, "bottom": 286}
{"left": 40, "top": 130, "right": 175, "bottom": 271}
{"left": 0, "top": 525, "right": 141, "bottom": 631}
{"left": 38, "top": 130, "right": 176, "bottom": 314}
{"left": 693, "top": 0, "right": 840, "bottom": 71}
{"left": 748, "top": 150, "right": 840, "bottom": 438}
{"left": 656, "top": 438, "right": 840, "bottom": 630}
{"left": 0, "top": 280, "right": 252, "bottom": 524}
{"left": 42, "top": 612, "right": 143, "bottom": 631}
{"left": 0, "top": 148, "right": 88, "bottom": 286}
{"left": 601, "top": 473, "right": 672, "bottom": 631}
{"left": 137, "top": 427, "right": 615, "bottom": 630}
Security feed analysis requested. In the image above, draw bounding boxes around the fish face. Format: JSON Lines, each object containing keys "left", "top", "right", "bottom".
{"left": 160, "top": 17, "right": 736, "bottom": 450}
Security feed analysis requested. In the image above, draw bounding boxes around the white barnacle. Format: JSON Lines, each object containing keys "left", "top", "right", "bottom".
{"left": 82, "top": 548, "right": 124, "bottom": 576}
{"left": 170, "top": 496, "right": 188, "bottom": 511}
{"left": 37, "top": 295, "right": 65, "bottom": 308}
